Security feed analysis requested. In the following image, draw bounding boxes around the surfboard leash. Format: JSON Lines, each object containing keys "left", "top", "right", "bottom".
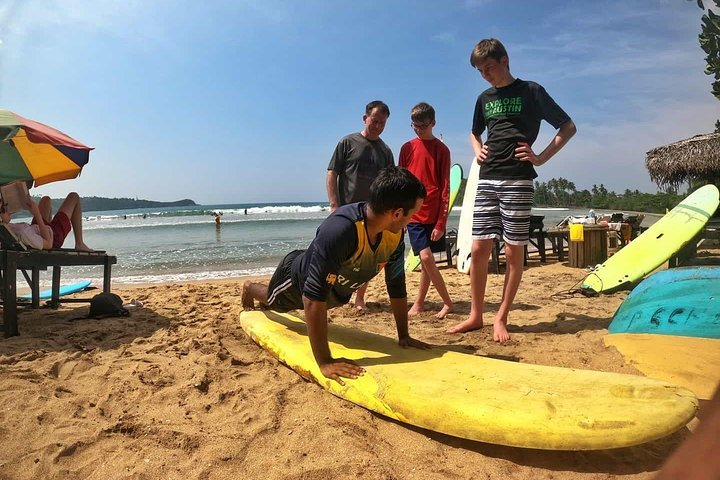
{"left": 551, "top": 276, "right": 601, "bottom": 299}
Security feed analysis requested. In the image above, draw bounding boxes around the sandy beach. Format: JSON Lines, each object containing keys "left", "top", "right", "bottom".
{"left": 0, "top": 255, "right": 711, "bottom": 479}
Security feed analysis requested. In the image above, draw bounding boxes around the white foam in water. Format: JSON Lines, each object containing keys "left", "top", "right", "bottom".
{"left": 20, "top": 267, "right": 278, "bottom": 291}
{"left": 81, "top": 203, "right": 330, "bottom": 231}
{"left": 115, "top": 267, "right": 278, "bottom": 284}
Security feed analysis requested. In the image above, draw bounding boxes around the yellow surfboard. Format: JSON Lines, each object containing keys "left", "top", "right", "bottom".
{"left": 240, "top": 310, "right": 697, "bottom": 450}
{"left": 604, "top": 334, "right": 720, "bottom": 400}
{"left": 404, "top": 163, "right": 463, "bottom": 272}
{"left": 582, "top": 184, "right": 719, "bottom": 294}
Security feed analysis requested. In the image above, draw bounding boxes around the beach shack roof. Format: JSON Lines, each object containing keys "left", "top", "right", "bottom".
{"left": 646, "top": 133, "right": 720, "bottom": 188}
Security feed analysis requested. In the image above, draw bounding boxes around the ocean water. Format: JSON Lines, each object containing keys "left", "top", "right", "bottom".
{"left": 17, "top": 203, "right": 626, "bottom": 288}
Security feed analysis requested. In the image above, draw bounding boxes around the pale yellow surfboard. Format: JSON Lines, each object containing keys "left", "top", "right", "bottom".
{"left": 582, "top": 184, "right": 719, "bottom": 294}
{"left": 604, "top": 334, "right": 720, "bottom": 400}
{"left": 240, "top": 310, "right": 698, "bottom": 450}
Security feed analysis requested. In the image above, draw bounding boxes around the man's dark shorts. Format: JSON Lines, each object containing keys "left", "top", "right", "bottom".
{"left": 407, "top": 223, "right": 445, "bottom": 256}
{"left": 267, "top": 250, "right": 304, "bottom": 312}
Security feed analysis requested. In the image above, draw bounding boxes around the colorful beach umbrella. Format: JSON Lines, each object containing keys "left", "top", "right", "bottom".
{"left": 0, "top": 109, "right": 93, "bottom": 187}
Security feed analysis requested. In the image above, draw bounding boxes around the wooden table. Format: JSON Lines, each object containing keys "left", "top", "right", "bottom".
{"left": 567, "top": 224, "right": 608, "bottom": 268}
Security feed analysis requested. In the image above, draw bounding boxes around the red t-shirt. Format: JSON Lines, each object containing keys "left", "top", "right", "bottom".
{"left": 399, "top": 137, "right": 451, "bottom": 231}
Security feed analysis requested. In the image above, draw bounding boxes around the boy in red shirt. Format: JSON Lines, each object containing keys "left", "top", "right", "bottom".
{"left": 399, "top": 102, "right": 454, "bottom": 319}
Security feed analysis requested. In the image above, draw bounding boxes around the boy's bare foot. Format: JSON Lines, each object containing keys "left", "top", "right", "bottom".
{"left": 241, "top": 281, "right": 255, "bottom": 310}
{"left": 434, "top": 303, "right": 454, "bottom": 320}
{"left": 408, "top": 303, "right": 424, "bottom": 316}
{"left": 354, "top": 300, "right": 367, "bottom": 313}
{"left": 493, "top": 318, "right": 511, "bottom": 343}
{"left": 447, "top": 316, "right": 483, "bottom": 334}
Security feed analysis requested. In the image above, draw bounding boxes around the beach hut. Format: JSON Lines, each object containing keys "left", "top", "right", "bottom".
{"left": 646, "top": 132, "right": 720, "bottom": 264}
{"left": 646, "top": 132, "right": 720, "bottom": 189}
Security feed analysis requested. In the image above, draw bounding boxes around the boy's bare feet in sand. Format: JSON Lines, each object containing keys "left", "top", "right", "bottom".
{"left": 411, "top": 303, "right": 453, "bottom": 319}
{"left": 353, "top": 284, "right": 368, "bottom": 313}
{"left": 447, "top": 314, "right": 483, "bottom": 333}
{"left": 435, "top": 303, "right": 453, "bottom": 320}
{"left": 408, "top": 302, "right": 424, "bottom": 316}
{"left": 493, "top": 317, "right": 511, "bottom": 343}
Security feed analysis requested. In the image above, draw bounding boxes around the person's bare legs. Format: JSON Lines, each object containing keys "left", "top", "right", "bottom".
{"left": 417, "top": 247, "right": 453, "bottom": 319}
{"left": 408, "top": 265, "right": 431, "bottom": 316}
{"left": 353, "top": 283, "right": 368, "bottom": 312}
{"left": 492, "top": 242, "right": 525, "bottom": 343}
{"left": 56, "top": 192, "right": 92, "bottom": 251}
{"left": 242, "top": 281, "right": 269, "bottom": 310}
{"left": 447, "top": 239, "right": 493, "bottom": 333}
{"left": 38, "top": 196, "right": 53, "bottom": 224}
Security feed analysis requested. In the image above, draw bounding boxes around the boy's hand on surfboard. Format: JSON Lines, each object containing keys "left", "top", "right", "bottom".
{"left": 398, "top": 336, "right": 430, "bottom": 350}
{"left": 319, "top": 358, "right": 364, "bottom": 386}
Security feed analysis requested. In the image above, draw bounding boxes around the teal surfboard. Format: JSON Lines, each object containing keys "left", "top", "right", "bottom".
{"left": 20, "top": 280, "right": 92, "bottom": 300}
{"left": 405, "top": 163, "right": 463, "bottom": 272}
{"left": 608, "top": 267, "right": 720, "bottom": 339}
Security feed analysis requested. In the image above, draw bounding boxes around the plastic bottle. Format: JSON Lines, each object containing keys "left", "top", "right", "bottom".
{"left": 588, "top": 209, "right": 596, "bottom": 224}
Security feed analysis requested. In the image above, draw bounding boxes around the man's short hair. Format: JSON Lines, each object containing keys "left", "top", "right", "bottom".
{"left": 369, "top": 166, "right": 426, "bottom": 215}
{"left": 470, "top": 38, "right": 508, "bottom": 68}
{"left": 366, "top": 100, "right": 390, "bottom": 117}
{"left": 410, "top": 102, "right": 435, "bottom": 124}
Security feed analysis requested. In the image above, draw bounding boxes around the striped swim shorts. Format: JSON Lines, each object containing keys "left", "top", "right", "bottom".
{"left": 472, "top": 179, "right": 534, "bottom": 245}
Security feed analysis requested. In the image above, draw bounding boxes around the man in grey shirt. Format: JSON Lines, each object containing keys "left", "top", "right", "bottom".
{"left": 327, "top": 100, "right": 395, "bottom": 311}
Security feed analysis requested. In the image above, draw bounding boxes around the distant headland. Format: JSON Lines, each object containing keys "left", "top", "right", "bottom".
{"left": 35, "top": 196, "right": 198, "bottom": 213}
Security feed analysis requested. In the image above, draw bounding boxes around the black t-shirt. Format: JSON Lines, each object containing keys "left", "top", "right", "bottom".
{"left": 328, "top": 132, "right": 394, "bottom": 205}
{"left": 291, "top": 203, "right": 406, "bottom": 308}
{"left": 472, "top": 78, "right": 571, "bottom": 180}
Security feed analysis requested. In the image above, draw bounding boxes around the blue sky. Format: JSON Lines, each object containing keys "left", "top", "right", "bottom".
{"left": 1, "top": 0, "right": 718, "bottom": 204}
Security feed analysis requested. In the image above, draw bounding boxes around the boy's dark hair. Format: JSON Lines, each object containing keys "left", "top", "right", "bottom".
{"left": 470, "top": 38, "right": 508, "bottom": 68}
{"left": 410, "top": 102, "right": 435, "bottom": 124}
{"left": 369, "top": 166, "right": 426, "bottom": 215}
{"left": 366, "top": 100, "right": 390, "bottom": 117}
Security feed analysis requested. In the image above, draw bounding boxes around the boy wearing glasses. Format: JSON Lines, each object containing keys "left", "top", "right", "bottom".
{"left": 447, "top": 38, "right": 576, "bottom": 341}
{"left": 399, "top": 102, "right": 454, "bottom": 319}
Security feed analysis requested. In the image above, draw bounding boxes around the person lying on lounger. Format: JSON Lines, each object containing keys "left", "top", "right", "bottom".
{"left": 0, "top": 192, "right": 92, "bottom": 251}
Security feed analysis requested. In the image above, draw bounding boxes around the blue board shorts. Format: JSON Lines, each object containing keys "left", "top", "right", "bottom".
{"left": 407, "top": 223, "right": 446, "bottom": 256}
{"left": 472, "top": 179, "right": 534, "bottom": 245}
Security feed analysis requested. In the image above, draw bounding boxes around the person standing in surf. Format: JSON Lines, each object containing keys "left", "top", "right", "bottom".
{"left": 243, "top": 167, "right": 430, "bottom": 385}
{"left": 447, "top": 38, "right": 576, "bottom": 342}
{"left": 399, "top": 102, "right": 454, "bottom": 319}
{"left": 326, "top": 100, "right": 396, "bottom": 312}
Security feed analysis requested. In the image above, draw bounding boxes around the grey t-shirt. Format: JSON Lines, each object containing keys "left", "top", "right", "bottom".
{"left": 327, "top": 132, "right": 394, "bottom": 205}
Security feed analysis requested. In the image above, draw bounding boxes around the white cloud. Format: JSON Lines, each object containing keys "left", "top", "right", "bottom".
{"left": 540, "top": 97, "right": 719, "bottom": 192}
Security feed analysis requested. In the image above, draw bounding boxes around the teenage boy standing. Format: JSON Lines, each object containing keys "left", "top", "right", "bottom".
{"left": 447, "top": 38, "right": 576, "bottom": 342}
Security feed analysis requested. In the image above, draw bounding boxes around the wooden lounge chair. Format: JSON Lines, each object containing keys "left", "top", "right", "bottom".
{"left": 0, "top": 223, "right": 117, "bottom": 337}
{"left": 490, "top": 215, "right": 547, "bottom": 273}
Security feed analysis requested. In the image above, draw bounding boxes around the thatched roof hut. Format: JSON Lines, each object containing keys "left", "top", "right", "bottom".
{"left": 646, "top": 133, "right": 720, "bottom": 188}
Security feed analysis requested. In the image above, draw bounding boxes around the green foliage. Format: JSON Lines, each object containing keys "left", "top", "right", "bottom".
{"left": 693, "top": 0, "right": 720, "bottom": 127}
{"left": 31, "top": 196, "right": 197, "bottom": 213}
{"left": 533, "top": 178, "right": 684, "bottom": 213}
